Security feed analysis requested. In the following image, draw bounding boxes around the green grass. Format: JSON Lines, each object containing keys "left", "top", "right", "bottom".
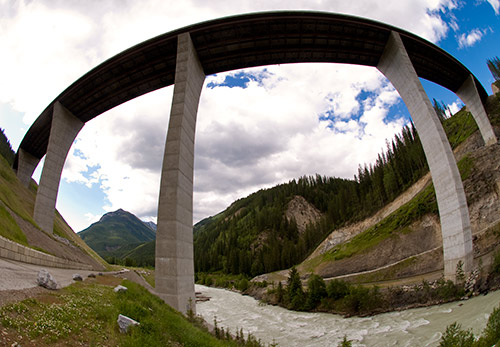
{"left": 0, "top": 204, "right": 28, "bottom": 246}
{"left": 0, "top": 278, "right": 241, "bottom": 346}
{"left": 0, "top": 155, "right": 36, "bottom": 224}
{"left": 443, "top": 109, "right": 478, "bottom": 149}
{"left": 323, "top": 183, "right": 437, "bottom": 262}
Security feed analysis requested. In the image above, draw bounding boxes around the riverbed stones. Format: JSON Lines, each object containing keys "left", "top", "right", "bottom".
{"left": 37, "top": 269, "right": 58, "bottom": 290}
{"left": 117, "top": 314, "right": 139, "bottom": 333}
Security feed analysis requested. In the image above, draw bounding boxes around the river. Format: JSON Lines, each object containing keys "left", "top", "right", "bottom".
{"left": 195, "top": 285, "right": 500, "bottom": 346}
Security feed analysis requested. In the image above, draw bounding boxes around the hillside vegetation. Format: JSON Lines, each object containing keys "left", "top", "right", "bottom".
{"left": 194, "top": 100, "right": 493, "bottom": 279}
{"left": 0, "top": 130, "right": 106, "bottom": 269}
{"left": 0, "top": 276, "right": 265, "bottom": 346}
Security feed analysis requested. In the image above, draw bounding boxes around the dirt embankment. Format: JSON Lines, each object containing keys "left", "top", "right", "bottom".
{"left": 308, "top": 131, "right": 500, "bottom": 280}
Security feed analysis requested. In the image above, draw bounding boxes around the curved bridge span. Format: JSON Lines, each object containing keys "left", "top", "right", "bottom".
{"left": 14, "top": 11, "right": 497, "bottom": 313}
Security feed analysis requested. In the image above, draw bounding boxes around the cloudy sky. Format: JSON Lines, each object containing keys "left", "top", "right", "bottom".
{"left": 1, "top": 0, "right": 499, "bottom": 231}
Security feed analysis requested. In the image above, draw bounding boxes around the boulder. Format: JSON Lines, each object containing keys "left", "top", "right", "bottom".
{"left": 73, "top": 274, "right": 83, "bottom": 281}
{"left": 37, "top": 269, "right": 58, "bottom": 290}
{"left": 492, "top": 82, "right": 500, "bottom": 95}
{"left": 88, "top": 273, "right": 96, "bottom": 278}
{"left": 117, "top": 314, "right": 139, "bottom": 333}
{"left": 114, "top": 285, "right": 128, "bottom": 293}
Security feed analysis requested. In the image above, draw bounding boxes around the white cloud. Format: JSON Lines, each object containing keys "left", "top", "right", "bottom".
{"left": 486, "top": 0, "right": 500, "bottom": 14}
{"left": 457, "top": 28, "right": 487, "bottom": 49}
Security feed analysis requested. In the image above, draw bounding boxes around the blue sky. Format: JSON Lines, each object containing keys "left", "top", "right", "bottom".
{"left": 0, "top": 0, "right": 499, "bottom": 232}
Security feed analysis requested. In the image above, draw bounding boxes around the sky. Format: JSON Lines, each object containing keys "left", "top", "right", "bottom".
{"left": 0, "top": 0, "right": 499, "bottom": 232}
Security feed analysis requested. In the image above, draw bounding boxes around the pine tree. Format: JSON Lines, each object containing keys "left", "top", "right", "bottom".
{"left": 0, "top": 128, "right": 15, "bottom": 166}
{"left": 487, "top": 56, "right": 500, "bottom": 81}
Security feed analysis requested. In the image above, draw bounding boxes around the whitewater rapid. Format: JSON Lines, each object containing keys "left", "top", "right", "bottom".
{"left": 196, "top": 284, "right": 500, "bottom": 346}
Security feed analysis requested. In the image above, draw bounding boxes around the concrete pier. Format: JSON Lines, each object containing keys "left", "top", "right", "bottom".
{"left": 456, "top": 75, "right": 497, "bottom": 146}
{"left": 33, "top": 102, "right": 84, "bottom": 233}
{"left": 377, "top": 31, "right": 473, "bottom": 280}
{"left": 16, "top": 149, "right": 40, "bottom": 188}
{"left": 156, "top": 33, "right": 205, "bottom": 314}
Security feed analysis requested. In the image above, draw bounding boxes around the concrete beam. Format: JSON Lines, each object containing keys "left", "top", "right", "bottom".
{"left": 377, "top": 31, "right": 473, "bottom": 280}
{"left": 16, "top": 149, "right": 40, "bottom": 188}
{"left": 33, "top": 102, "right": 83, "bottom": 233}
{"left": 456, "top": 75, "right": 497, "bottom": 145}
{"left": 156, "top": 32, "right": 205, "bottom": 314}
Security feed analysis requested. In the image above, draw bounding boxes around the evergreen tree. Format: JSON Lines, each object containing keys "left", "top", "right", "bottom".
{"left": 305, "top": 274, "right": 326, "bottom": 309}
{"left": 287, "top": 267, "right": 305, "bottom": 310}
{"left": 0, "top": 128, "right": 15, "bottom": 166}
{"left": 487, "top": 56, "right": 500, "bottom": 81}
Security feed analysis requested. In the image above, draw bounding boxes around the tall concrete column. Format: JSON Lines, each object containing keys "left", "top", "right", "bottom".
{"left": 156, "top": 32, "right": 205, "bottom": 314}
{"left": 33, "top": 102, "right": 83, "bottom": 233}
{"left": 377, "top": 31, "right": 473, "bottom": 280}
{"left": 16, "top": 149, "right": 40, "bottom": 188}
{"left": 456, "top": 74, "right": 497, "bottom": 145}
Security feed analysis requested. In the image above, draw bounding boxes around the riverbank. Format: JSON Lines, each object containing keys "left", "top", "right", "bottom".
{"left": 198, "top": 264, "right": 500, "bottom": 318}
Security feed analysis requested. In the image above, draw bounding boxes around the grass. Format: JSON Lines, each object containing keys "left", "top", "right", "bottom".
{"left": 443, "top": 109, "right": 478, "bottom": 149}
{"left": 323, "top": 183, "right": 437, "bottom": 262}
{"left": 0, "top": 277, "right": 243, "bottom": 346}
{"left": 0, "top": 203, "right": 28, "bottom": 246}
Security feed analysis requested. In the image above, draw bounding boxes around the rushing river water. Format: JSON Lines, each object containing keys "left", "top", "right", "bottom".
{"left": 196, "top": 285, "right": 500, "bottom": 346}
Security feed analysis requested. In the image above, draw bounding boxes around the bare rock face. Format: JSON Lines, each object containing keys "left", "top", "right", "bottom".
{"left": 37, "top": 269, "right": 58, "bottom": 290}
{"left": 117, "top": 314, "right": 139, "bottom": 333}
{"left": 492, "top": 82, "right": 499, "bottom": 95}
{"left": 285, "top": 195, "right": 322, "bottom": 234}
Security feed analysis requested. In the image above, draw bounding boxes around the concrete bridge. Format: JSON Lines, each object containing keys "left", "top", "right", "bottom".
{"left": 14, "top": 11, "right": 497, "bottom": 314}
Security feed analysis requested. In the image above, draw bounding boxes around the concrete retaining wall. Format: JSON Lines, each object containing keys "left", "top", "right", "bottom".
{"left": 0, "top": 235, "right": 93, "bottom": 270}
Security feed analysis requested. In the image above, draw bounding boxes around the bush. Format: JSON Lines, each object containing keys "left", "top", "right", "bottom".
{"left": 305, "top": 274, "right": 326, "bottom": 310}
{"left": 439, "top": 322, "right": 475, "bottom": 347}
{"left": 478, "top": 306, "right": 500, "bottom": 346}
{"left": 237, "top": 278, "right": 249, "bottom": 292}
{"left": 326, "top": 280, "right": 350, "bottom": 300}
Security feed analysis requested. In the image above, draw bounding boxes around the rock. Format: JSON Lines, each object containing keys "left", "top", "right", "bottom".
{"left": 114, "top": 285, "right": 128, "bottom": 293}
{"left": 117, "top": 314, "right": 139, "bottom": 333}
{"left": 37, "top": 269, "right": 58, "bottom": 290}
{"left": 492, "top": 82, "right": 500, "bottom": 95}
{"left": 88, "top": 273, "right": 96, "bottom": 278}
{"left": 73, "top": 274, "right": 83, "bottom": 281}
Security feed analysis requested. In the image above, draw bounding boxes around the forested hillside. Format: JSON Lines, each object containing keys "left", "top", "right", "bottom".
{"left": 194, "top": 105, "right": 482, "bottom": 278}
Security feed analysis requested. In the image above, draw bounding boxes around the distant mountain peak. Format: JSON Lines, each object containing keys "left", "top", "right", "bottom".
{"left": 99, "top": 208, "right": 128, "bottom": 222}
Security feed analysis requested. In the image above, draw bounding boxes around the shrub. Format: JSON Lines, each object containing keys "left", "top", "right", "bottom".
{"left": 439, "top": 322, "right": 475, "bottom": 347}
{"left": 326, "top": 280, "right": 350, "bottom": 300}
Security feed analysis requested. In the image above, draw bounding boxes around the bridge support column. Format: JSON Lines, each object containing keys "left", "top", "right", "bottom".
{"left": 33, "top": 102, "right": 83, "bottom": 233}
{"left": 16, "top": 149, "right": 40, "bottom": 188}
{"left": 377, "top": 31, "right": 473, "bottom": 280}
{"left": 456, "top": 74, "right": 497, "bottom": 145}
{"left": 156, "top": 33, "right": 205, "bottom": 314}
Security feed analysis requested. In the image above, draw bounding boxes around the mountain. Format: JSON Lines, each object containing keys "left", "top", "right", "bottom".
{"left": 143, "top": 221, "right": 157, "bottom": 232}
{"left": 79, "top": 209, "right": 156, "bottom": 259}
